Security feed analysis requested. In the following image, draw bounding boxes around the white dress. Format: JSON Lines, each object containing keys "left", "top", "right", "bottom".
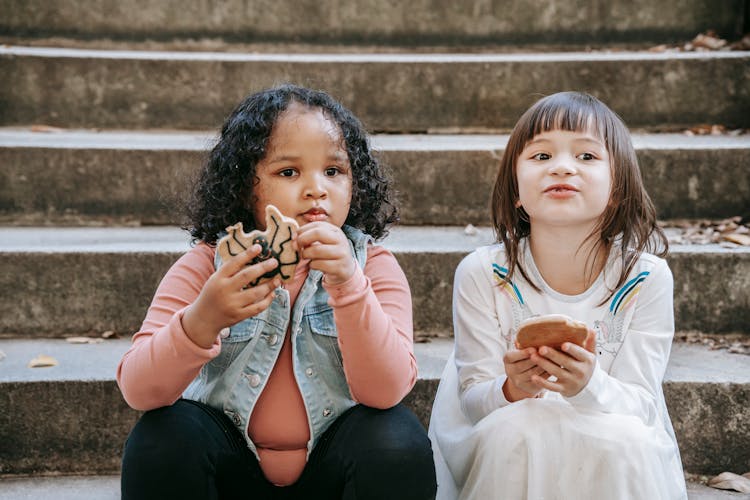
{"left": 428, "top": 242, "right": 687, "bottom": 500}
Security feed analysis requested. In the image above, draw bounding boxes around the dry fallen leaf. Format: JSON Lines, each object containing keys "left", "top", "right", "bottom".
{"left": 28, "top": 355, "right": 58, "bottom": 368}
{"left": 691, "top": 32, "right": 728, "bottom": 50}
{"left": 30, "top": 124, "right": 64, "bottom": 133}
{"left": 723, "top": 233, "right": 750, "bottom": 246}
{"left": 728, "top": 344, "right": 750, "bottom": 355}
{"left": 65, "top": 336, "right": 104, "bottom": 344}
{"left": 730, "top": 34, "right": 750, "bottom": 50}
{"left": 707, "top": 471, "right": 750, "bottom": 493}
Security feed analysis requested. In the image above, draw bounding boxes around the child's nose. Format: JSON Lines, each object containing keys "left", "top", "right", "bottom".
{"left": 548, "top": 157, "right": 576, "bottom": 175}
{"left": 303, "top": 174, "right": 327, "bottom": 198}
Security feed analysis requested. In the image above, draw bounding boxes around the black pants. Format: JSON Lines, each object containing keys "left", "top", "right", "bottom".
{"left": 121, "top": 399, "right": 436, "bottom": 500}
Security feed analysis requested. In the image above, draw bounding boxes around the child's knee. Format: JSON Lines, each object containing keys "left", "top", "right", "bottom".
{"left": 344, "top": 405, "right": 437, "bottom": 498}
{"left": 351, "top": 405, "right": 431, "bottom": 453}
{"left": 123, "top": 400, "right": 228, "bottom": 467}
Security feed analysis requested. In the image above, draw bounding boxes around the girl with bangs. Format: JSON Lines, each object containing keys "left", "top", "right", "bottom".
{"left": 429, "top": 92, "right": 687, "bottom": 499}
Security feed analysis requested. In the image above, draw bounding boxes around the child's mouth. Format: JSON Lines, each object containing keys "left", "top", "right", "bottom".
{"left": 544, "top": 184, "right": 579, "bottom": 198}
{"left": 302, "top": 209, "right": 328, "bottom": 222}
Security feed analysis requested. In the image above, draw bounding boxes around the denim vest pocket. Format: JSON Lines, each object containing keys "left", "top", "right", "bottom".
{"left": 224, "top": 317, "right": 264, "bottom": 342}
{"left": 209, "top": 317, "right": 264, "bottom": 373}
{"left": 306, "top": 306, "right": 343, "bottom": 368}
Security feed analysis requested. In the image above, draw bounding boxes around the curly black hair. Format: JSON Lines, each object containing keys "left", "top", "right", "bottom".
{"left": 184, "top": 84, "right": 399, "bottom": 245}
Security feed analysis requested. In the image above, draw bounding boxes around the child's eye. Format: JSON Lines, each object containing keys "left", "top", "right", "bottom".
{"left": 577, "top": 152, "right": 595, "bottom": 160}
{"left": 324, "top": 167, "right": 341, "bottom": 176}
{"left": 531, "top": 152, "right": 550, "bottom": 160}
{"left": 278, "top": 168, "right": 297, "bottom": 177}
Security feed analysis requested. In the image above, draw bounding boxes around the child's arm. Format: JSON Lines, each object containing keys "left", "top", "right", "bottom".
{"left": 117, "top": 244, "right": 279, "bottom": 410}
{"left": 453, "top": 252, "right": 529, "bottom": 423}
{"left": 557, "top": 259, "right": 674, "bottom": 424}
{"left": 322, "top": 245, "right": 417, "bottom": 409}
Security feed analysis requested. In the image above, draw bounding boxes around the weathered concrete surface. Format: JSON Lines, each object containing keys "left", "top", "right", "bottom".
{"left": 669, "top": 251, "right": 750, "bottom": 334}
{"left": 1, "top": 130, "right": 748, "bottom": 225}
{"left": 666, "top": 382, "right": 750, "bottom": 475}
{"left": 0, "top": 475, "right": 742, "bottom": 500}
{"left": 0, "top": 380, "right": 140, "bottom": 475}
{"left": 0, "top": 226, "right": 748, "bottom": 337}
{"left": 0, "top": 338, "right": 747, "bottom": 476}
{"left": 0, "top": 475, "right": 120, "bottom": 500}
{"left": 1, "top": 47, "right": 748, "bottom": 131}
{"left": 0, "top": 475, "right": 745, "bottom": 500}
{"left": 0, "top": 0, "right": 744, "bottom": 46}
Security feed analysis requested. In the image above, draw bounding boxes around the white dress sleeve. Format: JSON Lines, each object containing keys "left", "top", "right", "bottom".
{"left": 565, "top": 257, "right": 674, "bottom": 426}
{"left": 453, "top": 249, "right": 516, "bottom": 424}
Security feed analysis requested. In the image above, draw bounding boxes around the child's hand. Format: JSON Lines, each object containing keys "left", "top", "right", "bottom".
{"left": 296, "top": 222, "right": 356, "bottom": 285}
{"left": 502, "top": 348, "right": 549, "bottom": 401}
{"left": 529, "top": 331, "right": 597, "bottom": 397}
{"left": 182, "top": 245, "right": 281, "bottom": 349}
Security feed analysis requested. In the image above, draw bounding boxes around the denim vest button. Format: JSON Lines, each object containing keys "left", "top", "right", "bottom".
{"left": 228, "top": 412, "right": 241, "bottom": 426}
{"left": 268, "top": 333, "right": 279, "bottom": 346}
{"left": 305, "top": 367, "right": 314, "bottom": 377}
{"left": 219, "top": 327, "right": 230, "bottom": 339}
{"left": 322, "top": 408, "right": 332, "bottom": 417}
{"left": 248, "top": 374, "right": 261, "bottom": 387}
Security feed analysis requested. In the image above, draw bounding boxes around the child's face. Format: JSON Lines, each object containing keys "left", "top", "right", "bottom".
{"left": 515, "top": 129, "right": 611, "bottom": 231}
{"left": 253, "top": 104, "right": 353, "bottom": 230}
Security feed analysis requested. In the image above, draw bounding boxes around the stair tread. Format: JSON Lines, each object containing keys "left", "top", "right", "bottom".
{"left": 0, "top": 225, "right": 747, "bottom": 254}
{"left": 2, "top": 127, "right": 749, "bottom": 151}
{"left": 0, "top": 474, "right": 745, "bottom": 500}
{"left": 1, "top": 337, "right": 747, "bottom": 384}
{"left": 4, "top": 44, "right": 749, "bottom": 61}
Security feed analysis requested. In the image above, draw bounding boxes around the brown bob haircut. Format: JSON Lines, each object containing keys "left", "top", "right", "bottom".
{"left": 490, "top": 91, "right": 668, "bottom": 298}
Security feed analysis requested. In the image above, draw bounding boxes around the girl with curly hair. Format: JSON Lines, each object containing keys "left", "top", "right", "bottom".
{"left": 117, "top": 85, "right": 436, "bottom": 499}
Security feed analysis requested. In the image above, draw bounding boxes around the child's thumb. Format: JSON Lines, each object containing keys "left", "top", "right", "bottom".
{"left": 584, "top": 329, "right": 596, "bottom": 354}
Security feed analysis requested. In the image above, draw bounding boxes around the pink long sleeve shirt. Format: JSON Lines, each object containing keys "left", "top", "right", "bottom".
{"left": 117, "top": 242, "right": 416, "bottom": 485}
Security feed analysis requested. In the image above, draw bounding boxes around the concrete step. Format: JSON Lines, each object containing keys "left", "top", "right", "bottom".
{"left": 0, "top": 475, "right": 744, "bottom": 500}
{"left": 1, "top": 129, "right": 748, "bottom": 226}
{"left": 2, "top": 46, "right": 748, "bottom": 131}
{"left": 0, "top": 337, "right": 747, "bottom": 477}
{"left": 0, "top": 226, "right": 748, "bottom": 338}
{"left": 1, "top": 0, "right": 744, "bottom": 49}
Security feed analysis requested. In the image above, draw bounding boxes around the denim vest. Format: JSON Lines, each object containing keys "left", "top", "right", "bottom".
{"left": 183, "top": 225, "right": 371, "bottom": 458}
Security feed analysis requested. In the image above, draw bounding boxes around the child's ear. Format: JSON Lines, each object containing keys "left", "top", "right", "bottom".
{"left": 514, "top": 200, "right": 522, "bottom": 208}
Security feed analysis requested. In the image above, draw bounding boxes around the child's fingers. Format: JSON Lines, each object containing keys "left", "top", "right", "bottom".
{"left": 561, "top": 342, "right": 596, "bottom": 363}
{"left": 531, "top": 374, "right": 564, "bottom": 392}
{"left": 239, "top": 283, "right": 277, "bottom": 318}
{"left": 299, "top": 243, "right": 343, "bottom": 262}
{"left": 241, "top": 278, "right": 279, "bottom": 305}
{"left": 504, "top": 348, "right": 535, "bottom": 363}
{"left": 297, "top": 222, "right": 345, "bottom": 247}
{"left": 523, "top": 365, "right": 549, "bottom": 379}
{"left": 536, "top": 346, "right": 568, "bottom": 366}
{"left": 232, "top": 258, "right": 279, "bottom": 287}
{"left": 514, "top": 357, "right": 543, "bottom": 374}
{"left": 221, "top": 245, "right": 263, "bottom": 276}
{"left": 532, "top": 357, "right": 563, "bottom": 379}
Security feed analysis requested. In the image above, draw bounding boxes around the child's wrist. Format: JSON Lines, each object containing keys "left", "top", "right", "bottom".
{"left": 322, "top": 259, "right": 357, "bottom": 286}
{"left": 502, "top": 378, "right": 538, "bottom": 403}
{"left": 182, "top": 305, "right": 220, "bottom": 349}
